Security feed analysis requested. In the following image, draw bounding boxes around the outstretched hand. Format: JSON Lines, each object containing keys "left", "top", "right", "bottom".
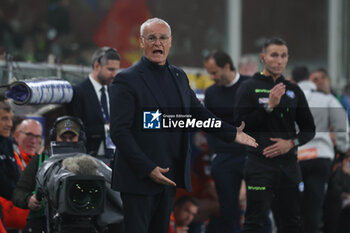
{"left": 235, "top": 122, "right": 258, "bottom": 148}
{"left": 149, "top": 166, "right": 176, "bottom": 186}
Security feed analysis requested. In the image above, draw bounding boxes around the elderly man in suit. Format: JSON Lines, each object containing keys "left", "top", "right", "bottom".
{"left": 68, "top": 47, "right": 120, "bottom": 163}
{"left": 110, "top": 17, "right": 257, "bottom": 233}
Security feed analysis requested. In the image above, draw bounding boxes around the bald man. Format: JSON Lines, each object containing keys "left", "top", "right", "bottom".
{"left": 13, "top": 119, "right": 42, "bottom": 167}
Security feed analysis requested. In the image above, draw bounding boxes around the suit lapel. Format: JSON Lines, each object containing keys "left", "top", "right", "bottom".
{"left": 138, "top": 59, "right": 190, "bottom": 113}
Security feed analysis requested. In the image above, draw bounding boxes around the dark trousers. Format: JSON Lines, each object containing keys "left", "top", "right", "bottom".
{"left": 323, "top": 189, "right": 342, "bottom": 233}
{"left": 242, "top": 157, "right": 302, "bottom": 233}
{"left": 337, "top": 208, "right": 350, "bottom": 233}
{"left": 323, "top": 187, "right": 350, "bottom": 233}
{"left": 211, "top": 154, "right": 245, "bottom": 233}
{"left": 121, "top": 186, "right": 176, "bottom": 233}
{"left": 300, "top": 158, "right": 331, "bottom": 233}
{"left": 323, "top": 162, "right": 350, "bottom": 233}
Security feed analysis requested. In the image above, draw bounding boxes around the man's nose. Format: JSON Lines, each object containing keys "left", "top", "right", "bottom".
{"left": 277, "top": 56, "right": 284, "bottom": 64}
{"left": 153, "top": 38, "right": 162, "bottom": 46}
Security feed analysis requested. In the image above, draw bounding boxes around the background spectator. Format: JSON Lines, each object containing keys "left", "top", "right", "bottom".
{"left": 169, "top": 196, "right": 199, "bottom": 233}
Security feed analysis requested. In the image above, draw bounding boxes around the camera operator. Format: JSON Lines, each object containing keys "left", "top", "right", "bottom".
{"left": 12, "top": 116, "right": 84, "bottom": 233}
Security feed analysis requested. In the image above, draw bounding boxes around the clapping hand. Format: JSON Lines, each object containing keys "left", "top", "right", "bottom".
{"left": 268, "top": 83, "right": 286, "bottom": 108}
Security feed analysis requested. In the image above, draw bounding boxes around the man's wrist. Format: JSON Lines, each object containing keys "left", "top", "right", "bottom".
{"left": 264, "top": 103, "right": 273, "bottom": 113}
{"left": 291, "top": 138, "right": 300, "bottom": 147}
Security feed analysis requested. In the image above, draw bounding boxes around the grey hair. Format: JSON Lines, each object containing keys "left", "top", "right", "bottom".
{"left": 140, "top": 17, "right": 172, "bottom": 36}
{"left": 238, "top": 54, "right": 259, "bottom": 67}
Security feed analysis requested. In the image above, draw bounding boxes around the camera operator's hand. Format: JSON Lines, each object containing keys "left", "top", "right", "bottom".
{"left": 149, "top": 166, "right": 176, "bottom": 186}
{"left": 28, "top": 194, "right": 42, "bottom": 211}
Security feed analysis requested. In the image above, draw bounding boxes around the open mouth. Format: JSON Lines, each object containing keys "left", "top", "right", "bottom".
{"left": 153, "top": 50, "right": 163, "bottom": 55}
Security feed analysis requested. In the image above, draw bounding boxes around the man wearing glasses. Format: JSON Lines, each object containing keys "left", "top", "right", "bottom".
{"left": 68, "top": 47, "right": 120, "bottom": 164}
{"left": 13, "top": 119, "right": 43, "bottom": 167}
{"left": 110, "top": 17, "right": 257, "bottom": 233}
{"left": 12, "top": 116, "right": 85, "bottom": 233}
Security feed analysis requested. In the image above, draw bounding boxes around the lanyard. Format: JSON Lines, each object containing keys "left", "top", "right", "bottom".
{"left": 99, "top": 101, "right": 109, "bottom": 123}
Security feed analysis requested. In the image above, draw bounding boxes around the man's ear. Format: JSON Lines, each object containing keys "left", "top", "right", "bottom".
{"left": 93, "top": 61, "right": 100, "bottom": 70}
{"left": 13, "top": 130, "right": 20, "bottom": 142}
{"left": 259, "top": 53, "right": 265, "bottom": 64}
{"left": 224, "top": 63, "right": 231, "bottom": 71}
{"left": 139, "top": 37, "right": 145, "bottom": 49}
{"left": 168, "top": 36, "right": 172, "bottom": 48}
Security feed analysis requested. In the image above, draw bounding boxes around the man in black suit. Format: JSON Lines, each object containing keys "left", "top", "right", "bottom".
{"left": 204, "top": 50, "right": 250, "bottom": 233}
{"left": 110, "top": 18, "right": 257, "bottom": 233}
{"left": 68, "top": 47, "right": 120, "bottom": 162}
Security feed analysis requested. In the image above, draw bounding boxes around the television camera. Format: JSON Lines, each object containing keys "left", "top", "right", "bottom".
{"left": 36, "top": 142, "right": 123, "bottom": 233}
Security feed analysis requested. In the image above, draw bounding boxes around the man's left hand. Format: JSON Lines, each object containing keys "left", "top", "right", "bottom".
{"left": 263, "top": 138, "right": 293, "bottom": 158}
{"left": 235, "top": 122, "right": 258, "bottom": 148}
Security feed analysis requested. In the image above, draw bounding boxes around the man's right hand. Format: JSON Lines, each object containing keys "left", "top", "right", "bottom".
{"left": 28, "top": 194, "right": 42, "bottom": 211}
{"left": 235, "top": 122, "right": 258, "bottom": 148}
{"left": 149, "top": 166, "right": 176, "bottom": 186}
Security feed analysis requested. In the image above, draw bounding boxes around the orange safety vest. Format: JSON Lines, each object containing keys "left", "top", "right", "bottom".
{"left": 14, "top": 146, "right": 34, "bottom": 169}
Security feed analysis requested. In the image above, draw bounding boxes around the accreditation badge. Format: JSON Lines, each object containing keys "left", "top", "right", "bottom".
{"left": 104, "top": 123, "right": 116, "bottom": 159}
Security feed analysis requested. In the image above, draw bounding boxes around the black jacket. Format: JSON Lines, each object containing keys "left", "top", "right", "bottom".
{"left": 205, "top": 74, "right": 250, "bottom": 155}
{"left": 12, "top": 154, "right": 42, "bottom": 209}
{"left": 0, "top": 136, "right": 20, "bottom": 200}
{"left": 234, "top": 72, "right": 315, "bottom": 162}
{"left": 68, "top": 78, "right": 107, "bottom": 156}
{"left": 110, "top": 56, "right": 236, "bottom": 195}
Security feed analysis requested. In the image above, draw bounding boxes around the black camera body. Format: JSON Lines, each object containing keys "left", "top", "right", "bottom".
{"left": 36, "top": 143, "right": 106, "bottom": 233}
{"left": 57, "top": 175, "right": 105, "bottom": 216}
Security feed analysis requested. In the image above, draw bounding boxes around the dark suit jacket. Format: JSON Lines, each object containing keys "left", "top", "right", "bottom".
{"left": 110, "top": 56, "right": 237, "bottom": 195}
{"left": 204, "top": 75, "right": 250, "bottom": 163}
{"left": 68, "top": 78, "right": 107, "bottom": 155}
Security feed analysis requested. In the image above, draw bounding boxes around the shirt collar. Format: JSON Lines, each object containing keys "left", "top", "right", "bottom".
{"left": 224, "top": 72, "right": 240, "bottom": 87}
{"left": 257, "top": 72, "right": 285, "bottom": 83}
{"left": 142, "top": 56, "right": 168, "bottom": 71}
{"left": 89, "top": 75, "right": 106, "bottom": 94}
